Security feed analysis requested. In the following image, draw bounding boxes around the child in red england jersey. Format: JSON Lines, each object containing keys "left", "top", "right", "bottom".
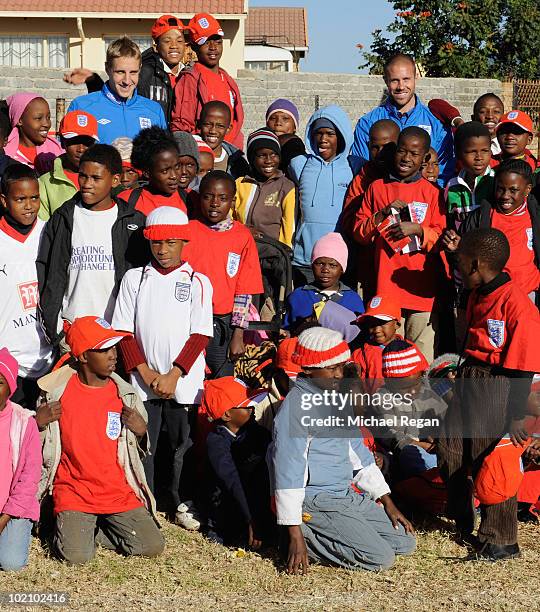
{"left": 183, "top": 170, "right": 263, "bottom": 378}
{"left": 119, "top": 126, "right": 187, "bottom": 216}
{"left": 341, "top": 120, "right": 399, "bottom": 294}
{"left": 354, "top": 127, "right": 445, "bottom": 362}
{"left": 37, "top": 316, "right": 164, "bottom": 565}
{"left": 439, "top": 228, "right": 540, "bottom": 561}
{"left": 445, "top": 160, "right": 540, "bottom": 302}
{"left": 113, "top": 206, "right": 213, "bottom": 530}
{"left": 171, "top": 14, "right": 244, "bottom": 149}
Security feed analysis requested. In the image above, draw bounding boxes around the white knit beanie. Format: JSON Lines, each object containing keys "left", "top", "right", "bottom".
{"left": 292, "top": 327, "right": 350, "bottom": 368}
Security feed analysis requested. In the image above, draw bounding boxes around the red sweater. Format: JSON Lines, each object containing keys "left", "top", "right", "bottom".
{"left": 182, "top": 220, "right": 263, "bottom": 315}
{"left": 354, "top": 176, "right": 445, "bottom": 312}
{"left": 465, "top": 278, "right": 540, "bottom": 371}
{"left": 170, "top": 63, "right": 245, "bottom": 150}
{"left": 341, "top": 162, "right": 386, "bottom": 237}
{"left": 119, "top": 188, "right": 187, "bottom": 217}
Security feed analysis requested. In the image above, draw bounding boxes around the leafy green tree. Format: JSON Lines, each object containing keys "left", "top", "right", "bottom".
{"left": 361, "top": 0, "right": 540, "bottom": 79}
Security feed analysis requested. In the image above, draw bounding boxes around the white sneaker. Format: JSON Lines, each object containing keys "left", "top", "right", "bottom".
{"left": 175, "top": 501, "right": 201, "bottom": 531}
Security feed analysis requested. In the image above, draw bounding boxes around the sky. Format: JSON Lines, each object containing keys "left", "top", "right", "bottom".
{"left": 249, "top": 0, "right": 396, "bottom": 73}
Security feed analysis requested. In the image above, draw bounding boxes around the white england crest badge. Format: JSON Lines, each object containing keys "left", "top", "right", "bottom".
{"left": 487, "top": 319, "right": 505, "bottom": 348}
{"left": 370, "top": 296, "right": 382, "bottom": 308}
{"left": 409, "top": 202, "right": 428, "bottom": 224}
{"left": 139, "top": 117, "right": 151, "bottom": 129}
{"left": 226, "top": 252, "right": 241, "bottom": 278}
{"left": 77, "top": 113, "right": 88, "bottom": 127}
{"left": 175, "top": 281, "right": 190, "bottom": 302}
{"left": 526, "top": 228, "right": 533, "bottom": 250}
{"left": 106, "top": 411, "right": 121, "bottom": 440}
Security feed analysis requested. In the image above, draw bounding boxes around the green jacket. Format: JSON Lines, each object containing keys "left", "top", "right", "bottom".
{"left": 37, "top": 366, "right": 158, "bottom": 522}
{"left": 38, "top": 156, "right": 78, "bottom": 221}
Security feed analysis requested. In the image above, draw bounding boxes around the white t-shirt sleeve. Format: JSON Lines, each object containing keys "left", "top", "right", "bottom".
{"left": 112, "top": 268, "right": 142, "bottom": 333}
{"left": 190, "top": 272, "right": 214, "bottom": 337}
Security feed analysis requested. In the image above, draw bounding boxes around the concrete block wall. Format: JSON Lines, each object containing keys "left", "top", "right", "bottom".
{"left": 236, "top": 69, "right": 503, "bottom": 138}
{"left": 0, "top": 66, "right": 502, "bottom": 142}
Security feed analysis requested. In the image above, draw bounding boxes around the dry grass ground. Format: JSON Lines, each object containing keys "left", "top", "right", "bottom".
{"left": 2, "top": 516, "right": 539, "bottom": 611}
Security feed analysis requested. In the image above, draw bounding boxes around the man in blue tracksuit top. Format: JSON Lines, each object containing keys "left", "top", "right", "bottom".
{"left": 68, "top": 37, "right": 167, "bottom": 144}
{"left": 350, "top": 53, "right": 455, "bottom": 186}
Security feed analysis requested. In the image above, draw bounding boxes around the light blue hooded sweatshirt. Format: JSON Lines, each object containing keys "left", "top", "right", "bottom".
{"left": 289, "top": 105, "right": 353, "bottom": 267}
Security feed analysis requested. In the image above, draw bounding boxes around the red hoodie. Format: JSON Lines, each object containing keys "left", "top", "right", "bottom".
{"left": 170, "top": 63, "right": 245, "bottom": 150}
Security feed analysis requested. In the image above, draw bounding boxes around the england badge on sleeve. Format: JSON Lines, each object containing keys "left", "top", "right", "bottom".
{"left": 487, "top": 319, "right": 505, "bottom": 348}
{"left": 526, "top": 228, "right": 533, "bottom": 250}
{"left": 106, "top": 411, "right": 122, "bottom": 440}
{"left": 175, "top": 281, "right": 191, "bottom": 302}
{"left": 226, "top": 252, "right": 241, "bottom": 278}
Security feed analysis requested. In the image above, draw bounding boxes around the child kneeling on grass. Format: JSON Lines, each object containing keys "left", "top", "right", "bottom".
{"left": 272, "top": 327, "right": 415, "bottom": 574}
{"left": 37, "top": 317, "right": 164, "bottom": 565}
{"left": 200, "top": 376, "right": 274, "bottom": 548}
{"left": 112, "top": 206, "right": 214, "bottom": 530}
{"left": 0, "top": 348, "right": 41, "bottom": 572}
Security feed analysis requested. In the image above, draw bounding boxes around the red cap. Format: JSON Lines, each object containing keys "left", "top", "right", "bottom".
{"left": 59, "top": 111, "right": 99, "bottom": 141}
{"left": 65, "top": 317, "right": 131, "bottom": 358}
{"left": 275, "top": 337, "right": 302, "bottom": 379}
{"left": 151, "top": 14, "right": 186, "bottom": 40}
{"left": 188, "top": 13, "right": 224, "bottom": 46}
{"left": 356, "top": 295, "right": 401, "bottom": 324}
{"left": 200, "top": 377, "right": 265, "bottom": 421}
{"left": 496, "top": 110, "right": 534, "bottom": 134}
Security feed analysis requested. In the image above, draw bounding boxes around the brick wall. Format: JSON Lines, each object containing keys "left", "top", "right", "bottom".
{"left": 0, "top": 66, "right": 503, "bottom": 140}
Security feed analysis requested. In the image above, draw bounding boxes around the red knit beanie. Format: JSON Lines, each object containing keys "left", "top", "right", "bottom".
{"left": 382, "top": 338, "right": 428, "bottom": 378}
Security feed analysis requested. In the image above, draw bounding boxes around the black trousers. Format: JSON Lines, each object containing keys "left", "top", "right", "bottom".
{"left": 11, "top": 376, "right": 40, "bottom": 409}
{"left": 205, "top": 314, "right": 235, "bottom": 378}
{"left": 143, "top": 400, "right": 195, "bottom": 510}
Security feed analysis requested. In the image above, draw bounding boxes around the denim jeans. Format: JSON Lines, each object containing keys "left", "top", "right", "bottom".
{"left": 0, "top": 517, "right": 33, "bottom": 571}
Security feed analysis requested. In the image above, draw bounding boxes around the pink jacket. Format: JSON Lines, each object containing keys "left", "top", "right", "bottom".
{"left": 2, "top": 401, "right": 41, "bottom": 521}
{"left": 4, "top": 128, "right": 63, "bottom": 175}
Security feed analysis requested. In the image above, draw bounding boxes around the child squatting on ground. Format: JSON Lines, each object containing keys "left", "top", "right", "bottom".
{"left": 272, "top": 326, "right": 416, "bottom": 573}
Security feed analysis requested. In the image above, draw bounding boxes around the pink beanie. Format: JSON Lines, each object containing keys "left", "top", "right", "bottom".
{"left": 0, "top": 347, "right": 19, "bottom": 397}
{"left": 311, "top": 232, "right": 348, "bottom": 272}
{"left": 6, "top": 92, "right": 43, "bottom": 128}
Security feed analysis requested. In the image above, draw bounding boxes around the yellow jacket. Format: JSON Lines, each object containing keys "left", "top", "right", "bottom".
{"left": 233, "top": 172, "right": 296, "bottom": 247}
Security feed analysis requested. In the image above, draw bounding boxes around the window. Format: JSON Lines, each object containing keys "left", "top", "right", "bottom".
{"left": 104, "top": 36, "right": 152, "bottom": 53}
{"left": 245, "top": 60, "right": 288, "bottom": 72}
{"left": 0, "top": 35, "right": 68, "bottom": 68}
